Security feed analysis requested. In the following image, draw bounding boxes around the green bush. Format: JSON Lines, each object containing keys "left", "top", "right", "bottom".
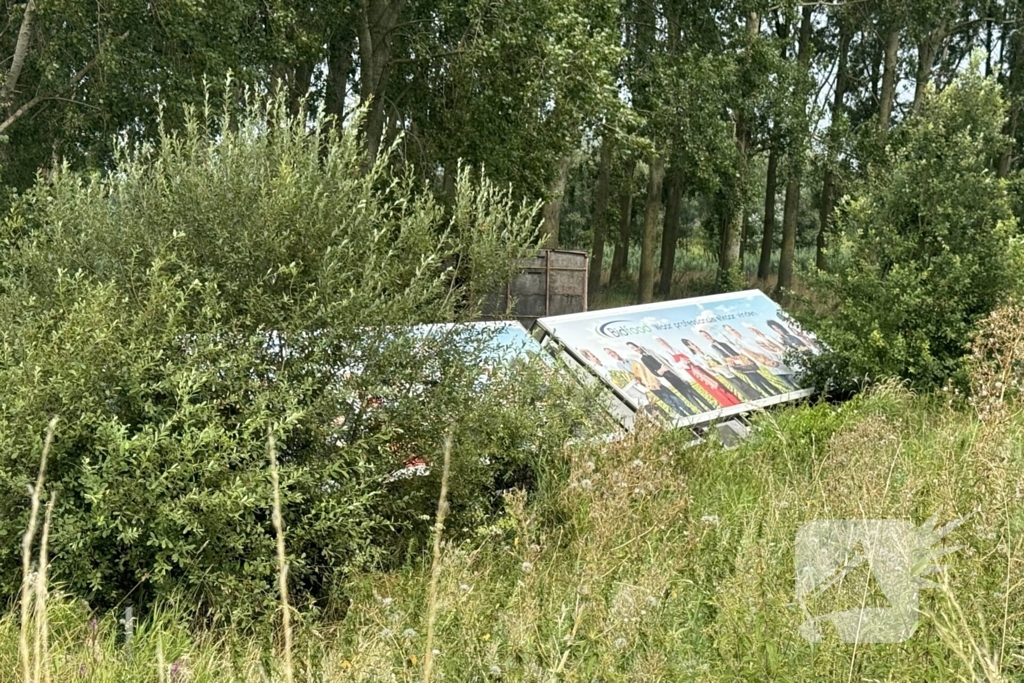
{"left": 0, "top": 98, "right": 590, "bottom": 619}
{"left": 806, "top": 68, "right": 1022, "bottom": 393}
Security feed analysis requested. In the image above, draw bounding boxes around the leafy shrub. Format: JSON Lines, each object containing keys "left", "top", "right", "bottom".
{"left": 805, "top": 69, "right": 1021, "bottom": 393}
{"left": 964, "top": 301, "right": 1024, "bottom": 422}
{"left": 0, "top": 98, "right": 590, "bottom": 619}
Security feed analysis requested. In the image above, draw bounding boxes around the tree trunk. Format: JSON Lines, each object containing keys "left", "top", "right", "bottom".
{"left": 290, "top": 62, "right": 314, "bottom": 116}
{"left": 718, "top": 11, "right": 759, "bottom": 291}
{"left": 541, "top": 155, "right": 572, "bottom": 249}
{"left": 758, "top": 145, "right": 779, "bottom": 281}
{"left": 326, "top": 35, "right": 354, "bottom": 126}
{"left": 775, "top": 177, "right": 799, "bottom": 299}
{"left": 998, "top": 22, "right": 1024, "bottom": 177}
{"left": 358, "top": 0, "right": 405, "bottom": 164}
{"left": 1000, "top": 106, "right": 1020, "bottom": 178}
{"left": 774, "top": 6, "right": 811, "bottom": 298}
{"left": 659, "top": 165, "right": 683, "bottom": 296}
{"left": 912, "top": 25, "right": 946, "bottom": 113}
{"left": 870, "top": 27, "right": 882, "bottom": 106}
{"left": 717, "top": 162, "right": 744, "bottom": 290}
{"left": 985, "top": 16, "right": 993, "bottom": 77}
{"left": 442, "top": 160, "right": 457, "bottom": 205}
{"left": 1, "top": 0, "right": 36, "bottom": 108}
{"left": 638, "top": 155, "right": 665, "bottom": 304}
{"left": 818, "top": 18, "right": 851, "bottom": 270}
{"left": 879, "top": 26, "right": 901, "bottom": 140}
{"left": 610, "top": 158, "right": 636, "bottom": 284}
{"left": 739, "top": 202, "right": 750, "bottom": 263}
{"left": 588, "top": 135, "right": 613, "bottom": 296}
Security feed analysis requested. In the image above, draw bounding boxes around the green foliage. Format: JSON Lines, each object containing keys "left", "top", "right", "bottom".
{"left": 11, "top": 385, "right": 1024, "bottom": 680}
{"left": 0, "top": 96, "right": 592, "bottom": 618}
{"left": 374, "top": 0, "right": 624, "bottom": 204}
{"left": 805, "top": 69, "right": 1021, "bottom": 392}
{"left": 0, "top": 0, "right": 274, "bottom": 193}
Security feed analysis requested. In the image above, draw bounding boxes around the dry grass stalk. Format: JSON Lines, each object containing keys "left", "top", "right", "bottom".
{"left": 156, "top": 631, "right": 166, "bottom": 683}
{"left": 268, "top": 429, "right": 294, "bottom": 683}
{"left": 421, "top": 433, "right": 453, "bottom": 683}
{"left": 20, "top": 416, "right": 57, "bottom": 683}
{"left": 33, "top": 492, "right": 56, "bottom": 683}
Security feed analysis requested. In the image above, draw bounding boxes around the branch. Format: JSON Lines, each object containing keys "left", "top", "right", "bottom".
{"left": 0, "top": 0, "right": 36, "bottom": 105}
{"left": 0, "top": 92, "right": 42, "bottom": 133}
{"left": 0, "top": 33, "right": 121, "bottom": 135}
{"left": 766, "top": 0, "right": 870, "bottom": 11}
{"left": 392, "top": 49, "right": 465, "bottom": 65}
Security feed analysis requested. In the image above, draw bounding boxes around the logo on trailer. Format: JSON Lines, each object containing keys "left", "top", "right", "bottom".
{"left": 597, "top": 320, "right": 652, "bottom": 339}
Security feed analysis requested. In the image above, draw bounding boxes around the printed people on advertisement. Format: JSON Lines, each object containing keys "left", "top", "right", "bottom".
{"left": 779, "top": 317, "right": 821, "bottom": 351}
{"left": 698, "top": 329, "right": 782, "bottom": 398}
{"left": 723, "top": 324, "right": 797, "bottom": 390}
{"left": 625, "top": 342, "right": 718, "bottom": 413}
{"left": 654, "top": 338, "right": 742, "bottom": 407}
{"left": 592, "top": 347, "right": 669, "bottom": 418}
{"left": 745, "top": 324, "right": 787, "bottom": 357}
{"left": 680, "top": 338, "right": 761, "bottom": 401}
{"left": 627, "top": 351, "right": 697, "bottom": 416}
{"left": 767, "top": 318, "right": 817, "bottom": 352}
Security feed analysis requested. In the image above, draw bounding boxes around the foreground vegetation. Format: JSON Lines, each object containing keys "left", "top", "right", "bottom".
{"left": 1, "top": 59, "right": 1022, "bottom": 682}
{"left": 4, "top": 382, "right": 1022, "bottom": 681}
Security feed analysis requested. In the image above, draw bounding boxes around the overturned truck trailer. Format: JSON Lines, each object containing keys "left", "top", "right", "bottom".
{"left": 531, "top": 289, "right": 821, "bottom": 435}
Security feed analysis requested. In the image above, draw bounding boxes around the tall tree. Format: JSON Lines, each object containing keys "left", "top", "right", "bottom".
{"left": 541, "top": 155, "right": 572, "bottom": 248}
{"left": 776, "top": 6, "right": 814, "bottom": 299}
{"left": 589, "top": 134, "right": 614, "bottom": 295}
{"left": 610, "top": 158, "right": 637, "bottom": 284}
{"left": 998, "top": 1, "right": 1024, "bottom": 177}
{"left": 357, "top": 0, "right": 405, "bottom": 164}
{"left": 878, "top": 23, "right": 901, "bottom": 140}
{"left": 758, "top": 146, "right": 779, "bottom": 281}
{"left": 659, "top": 165, "right": 685, "bottom": 295}
{"left": 717, "top": 10, "right": 760, "bottom": 291}
{"left": 638, "top": 155, "right": 666, "bottom": 302}
{"left": 817, "top": 14, "right": 852, "bottom": 271}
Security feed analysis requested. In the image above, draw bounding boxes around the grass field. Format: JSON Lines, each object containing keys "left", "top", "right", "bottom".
{"left": 4, "top": 383, "right": 1022, "bottom": 682}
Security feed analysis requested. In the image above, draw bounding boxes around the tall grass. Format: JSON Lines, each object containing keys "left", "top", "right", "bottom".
{"left": 18, "top": 417, "right": 57, "bottom": 683}
{"left": 421, "top": 434, "right": 452, "bottom": 683}
{"left": 3, "top": 386, "right": 1023, "bottom": 680}
{"left": 268, "top": 430, "right": 294, "bottom": 683}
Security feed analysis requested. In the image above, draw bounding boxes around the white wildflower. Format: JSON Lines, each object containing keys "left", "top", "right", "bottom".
{"left": 489, "top": 665, "right": 503, "bottom": 676}
{"left": 521, "top": 561, "right": 534, "bottom": 572}
{"left": 701, "top": 514, "right": 720, "bottom": 526}
{"left": 402, "top": 628, "right": 418, "bottom": 639}
{"left": 613, "top": 637, "right": 628, "bottom": 649}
